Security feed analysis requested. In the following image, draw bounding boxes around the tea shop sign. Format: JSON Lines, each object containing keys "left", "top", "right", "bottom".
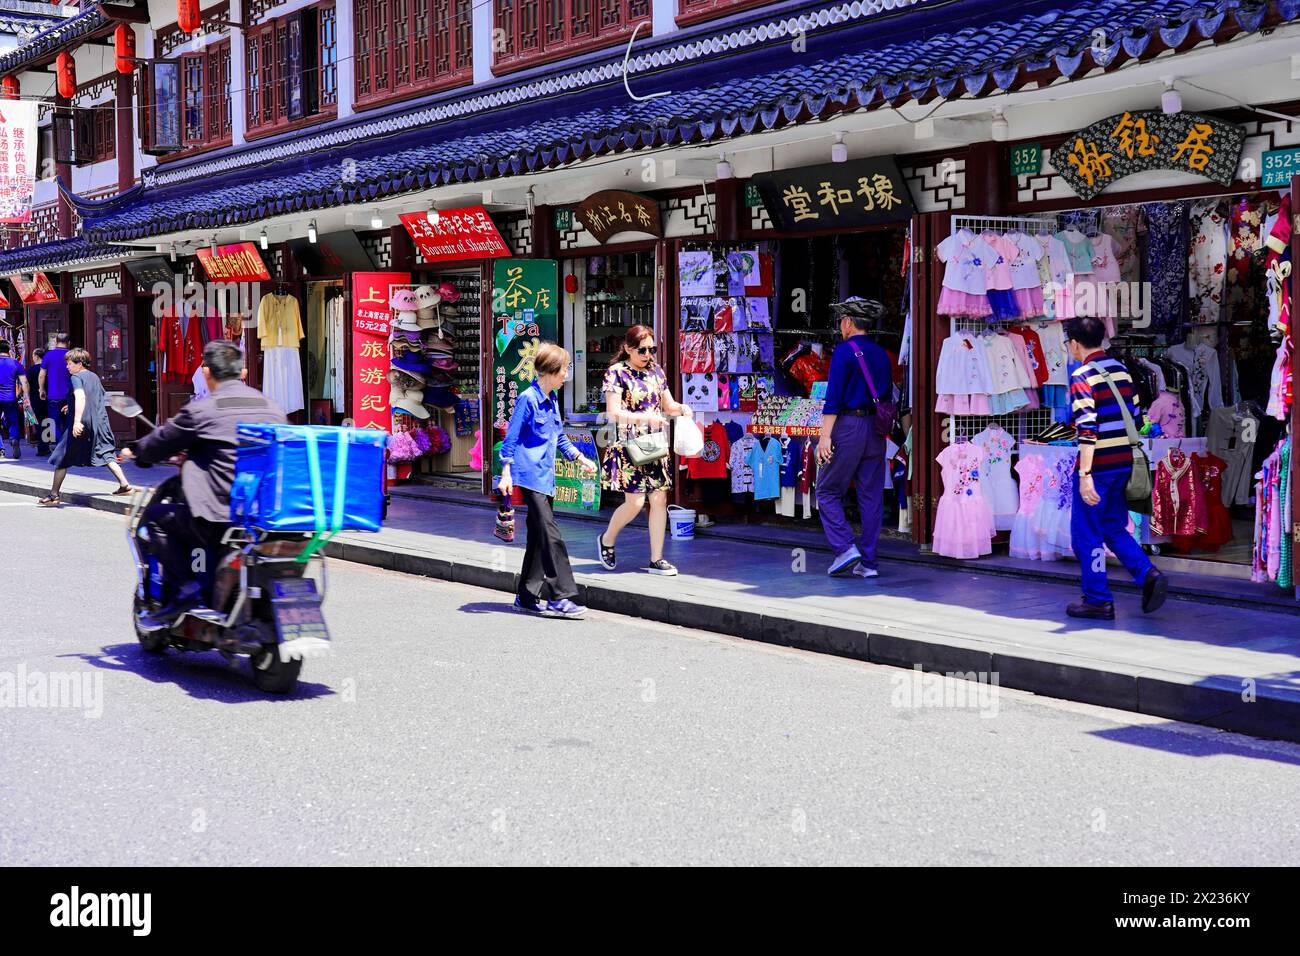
{"left": 1051, "top": 111, "right": 1247, "bottom": 201}
{"left": 749, "top": 157, "right": 915, "bottom": 231}
{"left": 575, "top": 190, "right": 662, "bottom": 243}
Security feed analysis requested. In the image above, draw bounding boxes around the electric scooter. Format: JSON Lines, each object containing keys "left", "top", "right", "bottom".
{"left": 112, "top": 396, "right": 329, "bottom": 694}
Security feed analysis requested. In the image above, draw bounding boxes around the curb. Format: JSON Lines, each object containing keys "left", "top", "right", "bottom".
{"left": 6, "top": 472, "right": 1299, "bottom": 745}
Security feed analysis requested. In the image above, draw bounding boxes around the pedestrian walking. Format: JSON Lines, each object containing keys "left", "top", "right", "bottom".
{"left": 25, "top": 347, "right": 49, "bottom": 457}
{"left": 497, "top": 342, "right": 598, "bottom": 618}
{"left": 596, "top": 324, "right": 693, "bottom": 576}
{"left": 39, "top": 348, "right": 133, "bottom": 507}
{"left": 39, "top": 333, "right": 71, "bottom": 448}
{"left": 815, "top": 298, "right": 896, "bottom": 577}
{"left": 0, "top": 340, "right": 27, "bottom": 460}
{"left": 1064, "top": 316, "right": 1168, "bottom": 619}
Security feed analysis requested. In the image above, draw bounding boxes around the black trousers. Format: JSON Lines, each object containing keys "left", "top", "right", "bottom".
{"left": 518, "top": 487, "right": 577, "bottom": 603}
{"left": 143, "top": 495, "right": 228, "bottom": 596}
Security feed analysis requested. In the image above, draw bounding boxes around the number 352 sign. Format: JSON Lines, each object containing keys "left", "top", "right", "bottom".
{"left": 1261, "top": 147, "right": 1300, "bottom": 189}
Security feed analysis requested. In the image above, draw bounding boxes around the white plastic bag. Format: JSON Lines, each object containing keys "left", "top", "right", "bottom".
{"left": 673, "top": 416, "right": 704, "bottom": 458}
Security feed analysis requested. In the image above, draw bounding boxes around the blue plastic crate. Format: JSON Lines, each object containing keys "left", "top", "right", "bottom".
{"left": 231, "top": 424, "right": 388, "bottom": 534}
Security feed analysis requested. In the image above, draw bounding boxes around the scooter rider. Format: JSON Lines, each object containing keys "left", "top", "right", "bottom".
{"left": 122, "top": 340, "right": 286, "bottom": 626}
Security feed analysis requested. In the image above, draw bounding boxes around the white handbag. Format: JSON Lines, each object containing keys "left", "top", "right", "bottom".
{"left": 673, "top": 417, "right": 704, "bottom": 458}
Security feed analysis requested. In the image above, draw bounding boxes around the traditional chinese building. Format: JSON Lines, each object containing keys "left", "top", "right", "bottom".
{"left": 0, "top": 0, "right": 1294, "bottom": 596}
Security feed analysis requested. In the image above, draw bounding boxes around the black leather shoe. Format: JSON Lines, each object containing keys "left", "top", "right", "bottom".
{"left": 1142, "top": 570, "right": 1169, "bottom": 614}
{"left": 1067, "top": 600, "right": 1115, "bottom": 621}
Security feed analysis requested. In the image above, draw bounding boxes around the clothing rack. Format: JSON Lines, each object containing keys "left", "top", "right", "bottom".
{"left": 949, "top": 214, "right": 1057, "bottom": 237}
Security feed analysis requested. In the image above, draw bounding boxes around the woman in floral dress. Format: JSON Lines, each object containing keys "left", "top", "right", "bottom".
{"left": 598, "top": 325, "right": 692, "bottom": 576}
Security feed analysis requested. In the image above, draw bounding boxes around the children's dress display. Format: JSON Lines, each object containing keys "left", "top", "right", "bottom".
{"left": 1030, "top": 451, "right": 1076, "bottom": 559}
{"left": 936, "top": 229, "right": 999, "bottom": 317}
{"left": 932, "top": 443, "right": 995, "bottom": 559}
{"left": 973, "top": 425, "right": 1017, "bottom": 530}
{"left": 1010, "top": 454, "right": 1052, "bottom": 559}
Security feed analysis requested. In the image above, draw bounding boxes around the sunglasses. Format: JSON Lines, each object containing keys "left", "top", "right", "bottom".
{"left": 635, "top": 345, "right": 658, "bottom": 356}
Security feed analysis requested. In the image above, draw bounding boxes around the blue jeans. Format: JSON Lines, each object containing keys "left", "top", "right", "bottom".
{"left": 0, "top": 400, "right": 19, "bottom": 443}
{"left": 1071, "top": 470, "right": 1154, "bottom": 606}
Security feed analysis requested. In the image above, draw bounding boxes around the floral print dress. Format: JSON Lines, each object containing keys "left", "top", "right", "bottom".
{"left": 601, "top": 361, "right": 672, "bottom": 493}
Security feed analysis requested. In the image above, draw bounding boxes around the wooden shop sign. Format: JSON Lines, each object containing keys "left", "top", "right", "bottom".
{"left": 1052, "top": 110, "right": 1247, "bottom": 201}
{"left": 575, "top": 190, "right": 662, "bottom": 243}
{"left": 749, "top": 157, "right": 915, "bottom": 231}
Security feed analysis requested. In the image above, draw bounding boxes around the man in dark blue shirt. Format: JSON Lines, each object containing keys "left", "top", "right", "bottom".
{"left": 815, "top": 298, "right": 895, "bottom": 577}
{"left": 0, "top": 340, "right": 28, "bottom": 459}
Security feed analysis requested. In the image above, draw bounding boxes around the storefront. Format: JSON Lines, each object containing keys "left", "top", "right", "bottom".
{"left": 910, "top": 101, "right": 1299, "bottom": 596}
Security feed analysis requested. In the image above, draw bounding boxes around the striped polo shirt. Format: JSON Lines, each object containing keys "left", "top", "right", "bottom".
{"left": 1070, "top": 352, "right": 1140, "bottom": 474}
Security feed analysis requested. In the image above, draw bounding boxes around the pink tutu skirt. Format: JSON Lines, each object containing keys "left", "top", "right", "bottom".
{"left": 938, "top": 287, "right": 993, "bottom": 317}
{"left": 936, "top": 393, "right": 992, "bottom": 415}
{"left": 933, "top": 493, "right": 996, "bottom": 560}
{"left": 1013, "top": 287, "right": 1045, "bottom": 318}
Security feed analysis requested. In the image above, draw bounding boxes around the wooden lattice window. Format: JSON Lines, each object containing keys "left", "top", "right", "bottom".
{"left": 353, "top": 0, "right": 473, "bottom": 109}
{"left": 676, "top": 0, "right": 770, "bottom": 25}
{"left": 74, "top": 104, "right": 115, "bottom": 165}
{"left": 245, "top": 2, "right": 337, "bottom": 136}
{"left": 492, "top": 0, "right": 650, "bottom": 74}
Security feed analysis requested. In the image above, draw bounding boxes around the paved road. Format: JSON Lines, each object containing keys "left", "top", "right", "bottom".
{"left": 2, "top": 488, "right": 1299, "bottom": 866}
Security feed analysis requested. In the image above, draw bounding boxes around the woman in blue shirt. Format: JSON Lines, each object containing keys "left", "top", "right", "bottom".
{"left": 499, "top": 342, "right": 598, "bottom": 618}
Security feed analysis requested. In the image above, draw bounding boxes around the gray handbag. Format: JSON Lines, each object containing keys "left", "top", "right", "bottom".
{"left": 624, "top": 430, "right": 670, "bottom": 466}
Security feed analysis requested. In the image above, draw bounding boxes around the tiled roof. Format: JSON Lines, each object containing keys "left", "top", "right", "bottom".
{"left": 0, "top": 236, "right": 128, "bottom": 272}
{"left": 28, "top": 0, "right": 1300, "bottom": 250}
{"left": 0, "top": 13, "right": 63, "bottom": 37}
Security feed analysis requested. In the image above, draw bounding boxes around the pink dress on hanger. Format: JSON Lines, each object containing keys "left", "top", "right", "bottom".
{"left": 936, "top": 229, "right": 998, "bottom": 317}
{"left": 1010, "top": 455, "right": 1050, "bottom": 559}
{"left": 933, "top": 443, "right": 996, "bottom": 559}
{"left": 1081, "top": 234, "right": 1122, "bottom": 338}
{"left": 1007, "top": 232, "right": 1046, "bottom": 318}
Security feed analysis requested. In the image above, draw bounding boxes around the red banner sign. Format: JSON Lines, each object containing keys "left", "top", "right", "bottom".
{"left": 10, "top": 271, "right": 57, "bottom": 304}
{"left": 196, "top": 242, "right": 272, "bottom": 282}
{"left": 351, "top": 271, "right": 408, "bottom": 432}
{"left": 399, "top": 206, "right": 511, "bottom": 263}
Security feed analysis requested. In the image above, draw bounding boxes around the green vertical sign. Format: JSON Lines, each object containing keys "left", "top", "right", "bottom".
{"left": 554, "top": 207, "right": 573, "bottom": 231}
{"left": 1009, "top": 143, "right": 1042, "bottom": 177}
{"left": 743, "top": 181, "right": 763, "bottom": 208}
{"left": 554, "top": 429, "right": 601, "bottom": 514}
{"left": 491, "top": 259, "right": 559, "bottom": 482}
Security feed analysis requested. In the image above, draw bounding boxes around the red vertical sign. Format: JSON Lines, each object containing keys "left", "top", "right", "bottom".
{"left": 351, "top": 271, "right": 409, "bottom": 432}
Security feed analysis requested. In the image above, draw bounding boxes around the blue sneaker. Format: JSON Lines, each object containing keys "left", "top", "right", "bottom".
{"left": 513, "top": 596, "right": 548, "bottom": 615}
{"left": 828, "top": 545, "right": 862, "bottom": 576}
{"left": 544, "top": 599, "right": 587, "bottom": 619}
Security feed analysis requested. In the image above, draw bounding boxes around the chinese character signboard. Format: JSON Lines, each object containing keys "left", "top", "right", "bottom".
{"left": 352, "top": 271, "right": 409, "bottom": 432}
{"left": 1052, "top": 110, "right": 1246, "bottom": 200}
{"left": 9, "top": 271, "right": 57, "bottom": 304}
{"left": 196, "top": 242, "right": 272, "bottom": 282}
{"left": 749, "top": 157, "right": 915, "bottom": 231}
{"left": 0, "top": 100, "right": 38, "bottom": 223}
{"left": 1261, "top": 147, "right": 1300, "bottom": 189}
{"left": 124, "top": 256, "right": 179, "bottom": 289}
{"left": 399, "top": 206, "right": 511, "bottom": 263}
{"left": 555, "top": 429, "right": 600, "bottom": 514}
{"left": 575, "top": 190, "right": 663, "bottom": 243}
{"left": 490, "top": 259, "right": 558, "bottom": 479}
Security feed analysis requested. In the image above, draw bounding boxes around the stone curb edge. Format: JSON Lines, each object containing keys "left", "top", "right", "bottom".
{"left": 5, "top": 474, "right": 1295, "bottom": 746}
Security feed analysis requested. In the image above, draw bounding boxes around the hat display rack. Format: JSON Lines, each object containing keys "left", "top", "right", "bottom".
{"left": 387, "top": 280, "right": 462, "bottom": 463}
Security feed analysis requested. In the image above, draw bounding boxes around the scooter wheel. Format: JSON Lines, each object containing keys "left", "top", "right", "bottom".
{"left": 133, "top": 597, "right": 169, "bottom": 654}
{"left": 250, "top": 647, "right": 302, "bottom": 694}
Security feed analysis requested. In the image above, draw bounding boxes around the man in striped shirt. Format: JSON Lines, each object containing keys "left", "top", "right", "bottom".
{"left": 1066, "top": 317, "right": 1167, "bottom": 620}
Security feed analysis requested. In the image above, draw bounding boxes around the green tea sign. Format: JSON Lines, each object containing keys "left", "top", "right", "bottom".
{"left": 555, "top": 429, "right": 600, "bottom": 513}
{"left": 490, "top": 258, "right": 559, "bottom": 480}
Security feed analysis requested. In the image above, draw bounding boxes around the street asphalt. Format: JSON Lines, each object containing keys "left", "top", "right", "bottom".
{"left": 2, "top": 488, "right": 1300, "bottom": 866}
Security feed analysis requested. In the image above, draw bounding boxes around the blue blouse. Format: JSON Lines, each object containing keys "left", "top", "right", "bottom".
{"left": 499, "top": 381, "right": 580, "bottom": 496}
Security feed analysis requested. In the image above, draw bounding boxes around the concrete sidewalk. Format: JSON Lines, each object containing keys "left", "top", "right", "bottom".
{"left": 3, "top": 453, "right": 1299, "bottom": 744}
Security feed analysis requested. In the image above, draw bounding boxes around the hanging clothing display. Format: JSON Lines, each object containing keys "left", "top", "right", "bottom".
{"left": 1188, "top": 199, "right": 1228, "bottom": 327}
{"left": 932, "top": 443, "right": 995, "bottom": 559}
{"left": 973, "top": 425, "right": 1017, "bottom": 531}
{"left": 1167, "top": 339, "right": 1223, "bottom": 426}
{"left": 158, "top": 310, "right": 205, "bottom": 384}
{"left": 1101, "top": 206, "right": 1143, "bottom": 285}
{"left": 258, "top": 291, "right": 306, "bottom": 414}
{"left": 1206, "top": 404, "right": 1258, "bottom": 506}
{"left": 1141, "top": 201, "right": 1189, "bottom": 338}
{"left": 1252, "top": 438, "right": 1292, "bottom": 586}
{"left": 1151, "top": 448, "right": 1208, "bottom": 538}
{"left": 936, "top": 229, "right": 999, "bottom": 317}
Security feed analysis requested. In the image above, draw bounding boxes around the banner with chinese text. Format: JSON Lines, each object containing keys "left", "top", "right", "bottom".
{"left": 351, "top": 271, "right": 409, "bottom": 432}
{"left": 554, "top": 429, "right": 600, "bottom": 514}
{"left": 750, "top": 157, "right": 914, "bottom": 231}
{"left": 196, "top": 242, "right": 272, "bottom": 282}
{"left": 490, "top": 259, "right": 558, "bottom": 479}
{"left": 399, "top": 206, "right": 511, "bottom": 263}
{"left": 10, "top": 271, "right": 57, "bottom": 304}
{"left": 1051, "top": 111, "right": 1246, "bottom": 200}
{"left": 0, "top": 101, "right": 38, "bottom": 224}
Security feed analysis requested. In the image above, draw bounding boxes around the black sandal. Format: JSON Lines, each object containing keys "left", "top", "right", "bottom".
{"left": 37, "top": 495, "right": 61, "bottom": 507}
{"left": 598, "top": 534, "right": 617, "bottom": 570}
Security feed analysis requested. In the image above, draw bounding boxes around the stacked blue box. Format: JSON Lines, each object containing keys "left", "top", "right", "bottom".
{"left": 231, "top": 424, "right": 387, "bottom": 534}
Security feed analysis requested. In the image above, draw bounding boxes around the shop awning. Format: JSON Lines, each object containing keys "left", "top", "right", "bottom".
{"left": 47, "top": 0, "right": 1300, "bottom": 246}
{"left": 0, "top": 236, "right": 133, "bottom": 274}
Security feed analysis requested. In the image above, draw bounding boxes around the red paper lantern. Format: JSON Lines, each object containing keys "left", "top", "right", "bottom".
{"left": 0, "top": 76, "right": 18, "bottom": 101}
{"left": 564, "top": 272, "right": 578, "bottom": 302}
{"left": 56, "top": 52, "right": 75, "bottom": 99}
{"left": 114, "top": 24, "right": 136, "bottom": 74}
{"left": 178, "top": 0, "right": 201, "bottom": 34}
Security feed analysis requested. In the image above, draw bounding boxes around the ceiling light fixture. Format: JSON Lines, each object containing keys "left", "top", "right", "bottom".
{"left": 169, "top": 243, "right": 177, "bottom": 263}
{"left": 715, "top": 153, "right": 733, "bottom": 179}
{"left": 525, "top": 188, "right": 536, "bottom": 218}
{"left": 831, "top": 132, "right": 848, "bottom": 163}
{"left": 308, "top": 220, "right": 318, "bottom": 243}
{"left": 259, "top": 229, "right": 268, "bottom": 250}
{"left": 427, "top": 203, "right": 440, "bottom": 226}
{"left": 991, "top": 109, "right": 1009, "bottom": 142}
{"left": 370, "top": 212, "right": 383, "bottom": 230}
{"left": 1161, "top": 78, "right": 1182, "bottom": 115}
{"left": 209, "top": 235, "right": 217, "bottom": 256}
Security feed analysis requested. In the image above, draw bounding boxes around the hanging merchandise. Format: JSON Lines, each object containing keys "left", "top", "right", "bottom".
{"left": 257, "top": 287, "right": 306, "bottom": 415}
{"left": 973, "top": 425, "right": 1017, "bottom": 531}
{"left": 158, "top": 308, "right": 205, "bottom": 385}
{"left": 932, "top": 442, "right": 995, "bottom": 559}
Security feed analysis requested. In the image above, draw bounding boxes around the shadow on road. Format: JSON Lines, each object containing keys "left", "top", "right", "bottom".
{"left": 62, "top": 644, "right": 335, "bottom": 703}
